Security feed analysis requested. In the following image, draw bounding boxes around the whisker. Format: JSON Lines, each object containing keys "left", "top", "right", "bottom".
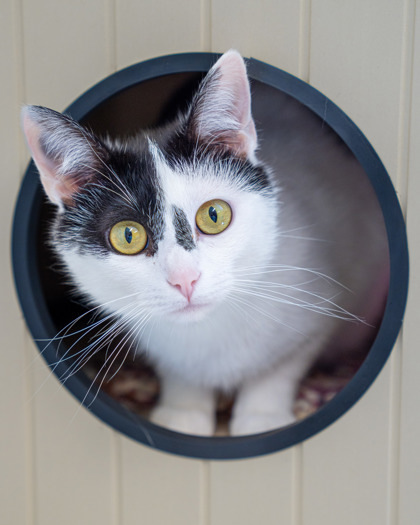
{"left": 226, "top": 291, "right": 305, "bottom": 335}
{"left": 79, "top": 310, "right": 153, "bottom": 410}
{"left": 36, "top": 290, "right": 145, "bottom": 351}
{"left": 60, "top": 304, "right": 148, "bottom": 384}
{"left": 231, "top": 282, "right": 365, "bottom": 324}
{"left": 29, "top": 311, "right": 126, "bottom": 402}
{"left": 102, "top": 311, "right": 153, "bottom": 384}
{"left": 232, "top": 264, "right": 353, "bottom": 293}
{"left": 30, "top": 294, "right": 148, "bottom": 403}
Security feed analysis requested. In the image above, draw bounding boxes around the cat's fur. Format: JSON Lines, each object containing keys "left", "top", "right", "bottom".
{"left": 22, "top": 51, "right": 389, "bottom": 436}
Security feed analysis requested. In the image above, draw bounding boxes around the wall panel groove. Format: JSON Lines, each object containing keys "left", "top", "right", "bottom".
{"left": 387, "top": 2, "right": 416, "bottom": 523}
{"left": 399, "top": 2, "right": 420, "bottom": 523}
{"left": 396, "top": 0, "right": 416, "bottom": 213}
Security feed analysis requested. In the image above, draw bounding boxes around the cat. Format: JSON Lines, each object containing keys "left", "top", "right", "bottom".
{"left": 21, "top": 50, "right": 389, "bottom": 436}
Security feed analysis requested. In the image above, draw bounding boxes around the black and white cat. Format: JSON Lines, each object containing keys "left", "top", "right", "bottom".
{"left": 22, "top": 50, "right": 389, "bottom": 436}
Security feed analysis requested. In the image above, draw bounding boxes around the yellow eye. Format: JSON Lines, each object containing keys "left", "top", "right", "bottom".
{"left": 196, "top": 199, "right": 232, "bottom": 235}
{"left": 109, "top": 221, "right": 148, "bottom": 255}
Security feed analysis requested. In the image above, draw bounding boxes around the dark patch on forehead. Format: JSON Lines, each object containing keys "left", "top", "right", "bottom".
{"left": 172, "top": 206, "right": 195, "bottom": 251}
{"left": 160, "top": 121, "right": 273, "bottom": 195}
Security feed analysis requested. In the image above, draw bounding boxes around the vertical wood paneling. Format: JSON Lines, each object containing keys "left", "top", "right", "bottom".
{"left": 209, "top": 453, "right": 295, "bottom": 525}
{"left": 211, "top": 0, "right": 301, "bottom": 74}
{"left": 298, "top": 0, "right": 311, "bottom": 82}
{"left": 119, "top": 437, "right": 204, "bottom": 525}
{"left": 399, "top": 2, "right": 420, "bottom": 523}
{"left": 0, "top": 1, "right": 31, "bottom": 524}
{"left": 309, "top": 0, "right": 406, "bottom": 183}
{"left": 115, "top": 0, "right": 204, "bottom": 70}
{"left": 22, "top": 0, "right": 113, "bottom": 109}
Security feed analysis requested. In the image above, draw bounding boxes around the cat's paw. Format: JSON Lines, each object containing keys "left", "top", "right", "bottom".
{"left": 150, "top": 405, "right": 215, "bottom": 436}
{"left": 230, "top": 411, "right": 296, "bottom": 436}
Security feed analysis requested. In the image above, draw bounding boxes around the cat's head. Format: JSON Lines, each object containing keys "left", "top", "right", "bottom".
{"left": 21, "top": 50, "right": 278, "bottom": 324}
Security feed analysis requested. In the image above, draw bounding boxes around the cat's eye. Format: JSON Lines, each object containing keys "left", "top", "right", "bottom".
{"left": 196, "top": 199, "right": 232, "bottom": 235}
{"left": 109, "top": 221, "right": 148, "bottom": 255}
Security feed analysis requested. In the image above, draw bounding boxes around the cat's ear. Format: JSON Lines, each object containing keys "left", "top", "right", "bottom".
{"left": 187, "top": 50, "right": 257, "bottom": 159}
{"left": 21, "top": 105, "right": 108, "bottom": 210}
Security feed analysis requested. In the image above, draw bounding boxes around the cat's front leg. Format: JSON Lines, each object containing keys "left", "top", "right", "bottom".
{"left": 230, "top": 358, "right": 306, "bottom": 436}
{"left": 150, "top": 373, "right": 216, "bottom": 436}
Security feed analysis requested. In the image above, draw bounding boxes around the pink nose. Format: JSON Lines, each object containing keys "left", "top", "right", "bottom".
{"left": 167, "top": 270, "right": 201, "bottom": 301}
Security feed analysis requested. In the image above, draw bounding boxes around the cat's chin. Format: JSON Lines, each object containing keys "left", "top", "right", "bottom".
{"left": 169, "top": 302, "right": 213, "bottom": 323}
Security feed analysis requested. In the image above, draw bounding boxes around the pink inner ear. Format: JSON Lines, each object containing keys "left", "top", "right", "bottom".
{"left": 22, "top": 109, "right": 77, "bottom": 207}
{"left": 198, "top": 50, "right": 258, "bottom": 158}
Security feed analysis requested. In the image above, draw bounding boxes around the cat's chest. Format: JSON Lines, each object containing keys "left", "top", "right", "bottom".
{"left": 137, "top": 307, "right": 297, "bottom": 389}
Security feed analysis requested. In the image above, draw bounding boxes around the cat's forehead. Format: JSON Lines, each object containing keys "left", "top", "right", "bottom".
{"left": 147, "top": 141, "right": 237, "bottom": 252}
{"left": 148, "top": 140, "right": 244, "bottom": 207}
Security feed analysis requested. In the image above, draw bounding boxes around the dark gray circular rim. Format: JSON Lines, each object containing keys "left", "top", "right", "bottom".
{"left": 11, "top": 53, "right": 409, "bottom": 459}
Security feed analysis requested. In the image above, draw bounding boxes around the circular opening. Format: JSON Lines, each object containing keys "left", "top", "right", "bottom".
{"left": 12, "top": 53, "right": 408, "bottom": 459}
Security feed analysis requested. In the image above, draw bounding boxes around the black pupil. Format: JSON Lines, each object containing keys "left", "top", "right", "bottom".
{"left": 125, "top": 227, "right": 133, "bottom": 244}
{"left": 209, "top": 206, "right": 218, "bottom": 223}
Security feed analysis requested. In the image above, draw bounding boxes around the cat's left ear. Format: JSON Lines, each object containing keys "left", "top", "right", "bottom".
{"left": 187, "top": 50, "right": 257, "bottom": 159}
{"left": 21, "top": 105, "right": 108, "bottom": 211}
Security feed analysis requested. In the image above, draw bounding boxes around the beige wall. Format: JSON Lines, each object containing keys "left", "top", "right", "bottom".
{"left": 1, "top": 0, "right": 419, "bottom": 524}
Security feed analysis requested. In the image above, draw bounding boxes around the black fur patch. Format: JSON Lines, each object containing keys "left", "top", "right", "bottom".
{"left": 172, "top": 206, "right": 195, "bottom": 251}
{"left": 54, "top": 144, "right": 166, "bottom": 257}
{"left": 161, "top": 118, "right": 273, "bottom": 195}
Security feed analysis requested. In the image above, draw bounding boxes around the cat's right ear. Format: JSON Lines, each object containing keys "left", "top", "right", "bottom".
{"left": 21, "top": 106, "right": 107, "bottom": 211}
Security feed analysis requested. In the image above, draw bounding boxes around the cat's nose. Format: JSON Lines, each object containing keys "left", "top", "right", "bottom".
{"left": 167, "top": 270, "right": 201, "bottom": 302}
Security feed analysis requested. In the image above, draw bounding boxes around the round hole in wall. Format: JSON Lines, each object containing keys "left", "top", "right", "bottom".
{"left": 12, "top": 53, "right": 408, "bottom": 459}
